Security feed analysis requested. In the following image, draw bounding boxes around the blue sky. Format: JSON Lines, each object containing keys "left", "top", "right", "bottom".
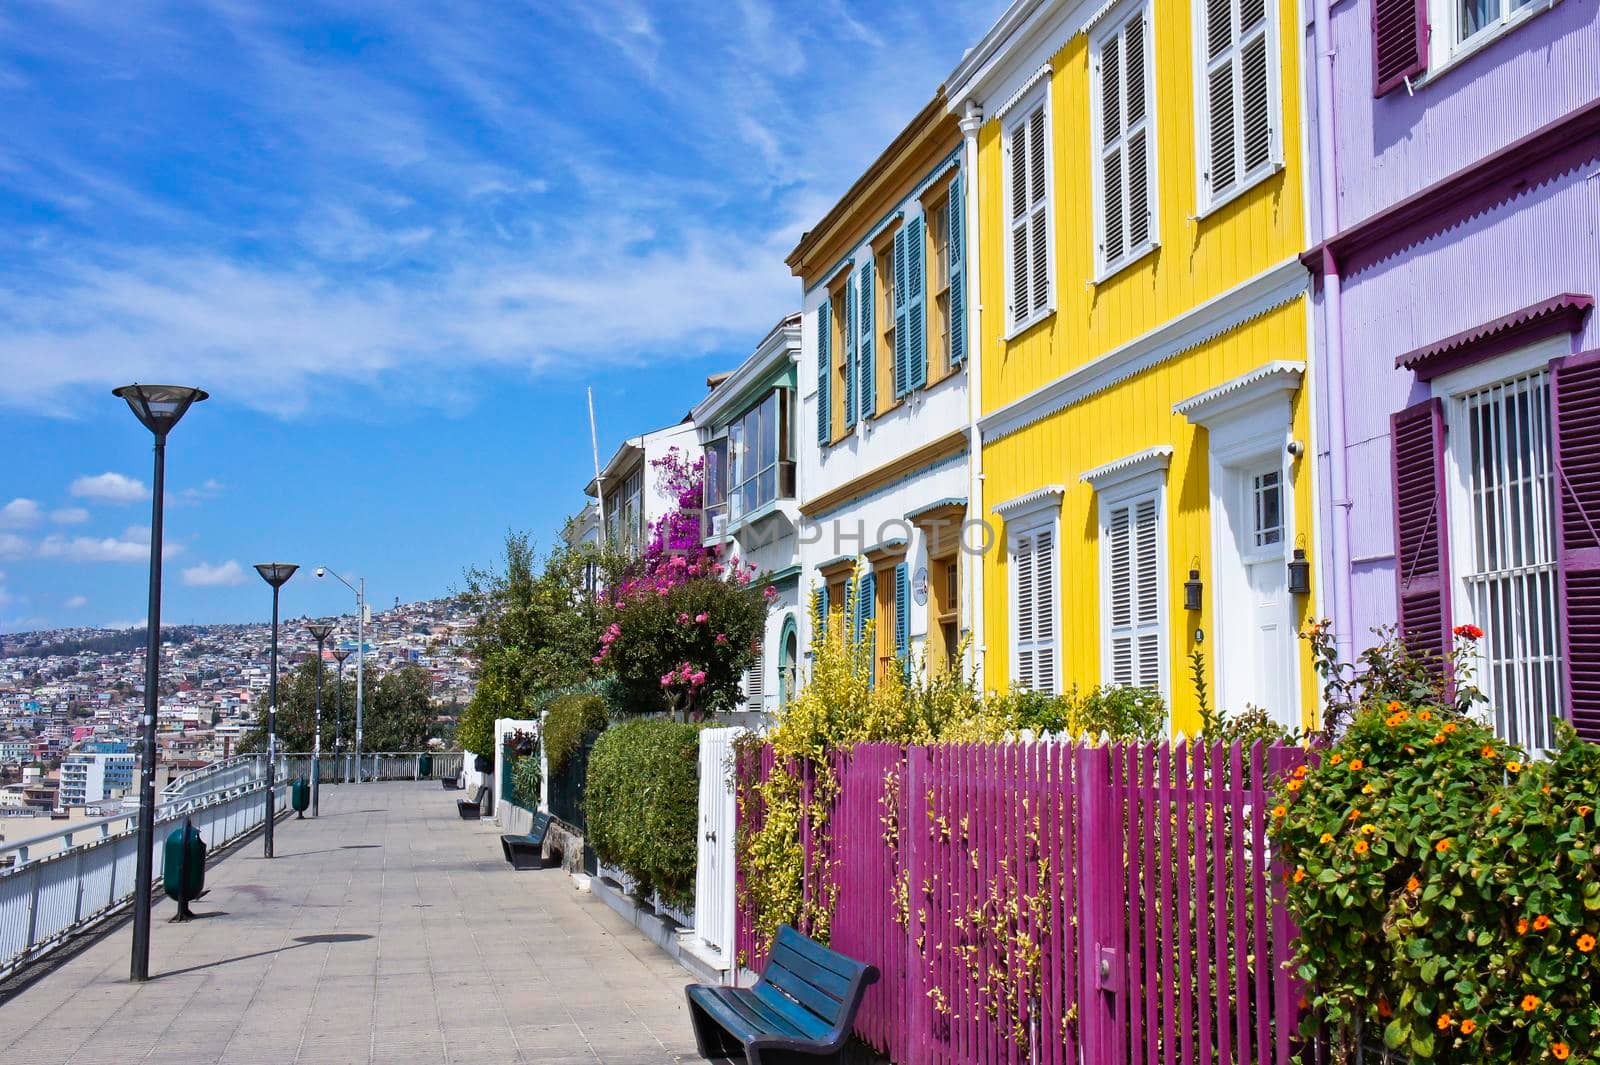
{"left": 0, "top": 0, "right": 1004, "bottom": 633}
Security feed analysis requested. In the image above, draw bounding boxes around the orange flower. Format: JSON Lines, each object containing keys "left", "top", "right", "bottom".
{"left": 1349, "top": 758, "right": 1365, "bottom": 771}
{"left": 1330, "top": 753, "right": 1343, "bottom": 765}
{"left": 1521, "top": 994, "right": 1540, "bottom": 1012}
{"left": 1294, "top": 765, "right": 1308, "bottom": 779}
{"left": 1436, "top": 1013, "right": 1453, "bottom": 1031}
{"left": 1360, "top": 824, "right": 1377, "bottom": 836}
{"left": 1533, "top": 914, "right": 1551, "bottom": 931}
{"left": 1287, "top": 780, "right": 1303, "bottom": 792}
{"left": 1418, "top": 709, "right": 1433, "bottom": 721}
{"left": 1362, "top": 783, "right": 1375, "bottom": 794}
{"left": 1490, "top": 804, "right": 1503, "bottom": 815}
{"left": 1350, "top": 809, "right": 1363, "bottom": 821}
{"left": 1518, "top": 917, "right": 1530, "bottom": 935}
{"left": 1354, "top": 840, "right": 1370, "bottom": 855}
{"left": 1552, "top": 1043, "right": 1570, "bottom": 1060}
{"left": 1481, "top": 745, "right": 1498, "bottom": 759}
{"left": 1273, "top": 805, "right": 1288, "bottom": 819}
{"left": 1459, "top": 1019, "right": 1477, "bottom": 1035}
{"left": 1387, "top": 700, "right": 1402, "bottom": 712}
{"left": 1435, "top": 838, "right": 1451, "bottom": 854}
{"left": 1377, "top": 997, "right": 1393, "bottom": 1018}
{"left": 1443, "top": 722, "right": 1458, "bottom": 733}
{"left": 1577, "top": 934, "right": 1596, "bottom": 953}
{"left": 1320, "top": 832, "right": 1334, "bottom": 844}
{"left": 1293, "top": 867, "right": 1306, "bottom": 884}
{"left": 1407, "top": 876, "right": 1421, "bottom": 893}
{"left": 1432, "top": 732, "right": 1447, "bottom": 745}
{"left": 1506, "top": 761, "right": 1523, "bottom": 773}
{"left": 1579, "top": 805, "right": 1593, "bottom": 817}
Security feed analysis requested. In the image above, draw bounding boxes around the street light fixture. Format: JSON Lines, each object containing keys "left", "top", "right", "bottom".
{"left": 305, "top": 622, "right": 333, "bottom": 816}
{"left": 115, "top": 383, "right": 207, "bottom": 984}
{"left": 332, "top": 646, "right": 352, "bottom": 783}
{"left": 315, "top": 567, "right": 366, "bottom": 782}
{"left": 254, "top": 562, "right": 298, "bottom": 858}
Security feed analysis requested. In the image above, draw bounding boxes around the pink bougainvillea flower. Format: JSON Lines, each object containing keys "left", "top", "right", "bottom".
{"left": 695, "top": 612, "right": 709, "bottom": 623}
{"left": 660, "top": 673, "right": 675, "bottom": 687}
{"left": 763, "top": 585, "right": 778, "bottom": 601}
{"left": 715, "top": 632, "right": 729, "bottom": 645}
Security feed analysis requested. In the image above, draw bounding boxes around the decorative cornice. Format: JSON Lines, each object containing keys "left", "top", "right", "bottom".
{"left": 1081, "top": 446, "right": 1173, "bottom": 490}
{"left": 1303, "top": 97, "right": 1600, "bottom": 277}
{"left": 993, "top": 63, "right": 1052, "bottom": 122}
{"left": 801, "top": 429, "right": 969, "bottom": 518}
{"left": 981, "top": 258, "right": 1308, "bottom": 443}
{"left": 691, "top": 314, "right": 802, "bottom": 429}
{"left": 865, "top": 537, "right": 909, "bottom": 562}
{"left": 1396, "top": 295, "right": 1593, "bottom": 381}
{"left": 992, "top": 484, "right": 1066, "bottom": 519}
{"left": 816, "top": 554, "right": 857, "bottom": 577}
{"left": 1174, "top": 361, "right": 1305, "bottom": 425}
{"left": 906, "top": 496, "right": 968, "bottom": 522}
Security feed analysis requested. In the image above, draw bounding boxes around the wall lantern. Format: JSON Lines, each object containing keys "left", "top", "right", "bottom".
{"left": 1184, "top": 559, "right": 1204, "bottom": 613}
{"left": 1288, "top": 546, "right": 1311, "bottom": 597}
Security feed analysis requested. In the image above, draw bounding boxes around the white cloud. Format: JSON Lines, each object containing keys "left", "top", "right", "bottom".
{"left": 36, "top": 533, "right": 181, "bottom": 563}
{"left": 0, "top": 498, "right": 40, "bottom": 528}
{"left": 0, "top": 533, "right": 28, "bottom": 560}
{"left": 178, "top": 479, "right": 224, "bottom": 503}
{"left": 64, "top": 594, "right": 88, "bottom": 608}
{"left": 50, "top": 506, "right": 90, "bottom": 524}
{"left": 70, "top": 472, "right": 149, "bottom": 504}
{"left": 181, "top": 559, "right": 245, "bottom": 587}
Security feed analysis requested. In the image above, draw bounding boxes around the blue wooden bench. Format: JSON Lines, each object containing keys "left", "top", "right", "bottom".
{"left": 499, "top": 811, "right": 554, "bottom": 870}
{"left": 685, "top": 924, "right": 877, "bottom": 1065}
{"left": 456, "top": 783, "right": 489, "bottom": 819}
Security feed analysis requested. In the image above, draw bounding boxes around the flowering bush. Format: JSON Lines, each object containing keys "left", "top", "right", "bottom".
{"left": 1275, "top": 626, "right": 1599, "bottom": 1062}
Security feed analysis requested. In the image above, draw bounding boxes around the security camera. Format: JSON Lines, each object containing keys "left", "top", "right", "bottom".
{"left": 315, "top": 567, "right": 326, "bottom": 578}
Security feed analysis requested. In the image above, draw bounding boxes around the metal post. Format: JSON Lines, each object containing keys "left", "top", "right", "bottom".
{"left": 265, "top": 583, "right": 280, "bottom": 858}
{"left": 333, "top": 652, "right": 347, "bottom": 784}
{"left": 311, "top": 633, "right": 325, "bottom": 816}
{"left": 129, "top": 431, "right": 165, "bottom": 983}
{"left": 355, "top": 578, "right": 365, "bottom": 782}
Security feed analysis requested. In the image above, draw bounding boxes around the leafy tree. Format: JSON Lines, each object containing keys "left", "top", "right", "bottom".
{"left": 238, "top": 661, "right": 438, "bottom": 753}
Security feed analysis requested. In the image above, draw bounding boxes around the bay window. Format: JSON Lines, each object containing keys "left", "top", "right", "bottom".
{"left": 727, "top": 389, "right": 796, "bottom": 522}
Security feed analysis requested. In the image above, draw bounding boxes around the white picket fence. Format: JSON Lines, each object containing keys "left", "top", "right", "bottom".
{"left": 692, "top": 726, "right": 744, "bottom": 971}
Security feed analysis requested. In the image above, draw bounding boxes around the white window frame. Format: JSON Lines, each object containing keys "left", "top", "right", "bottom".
{"left": 1085, "top": 459, "right": 1171, "bottom": 700}
{"left": 1432, "top": 336, "right": 1567, "bottom": 750}
{"left": 1425, "top": 0, "right": 1563, "bottom": 79}
{"left": 1001, "top": 85, "right": 1055, "bottom": 339}
{"left": 996, "top": 487, "right": 1065, "bottom": 695}
{"left": 1090, "top": 0, "right": 1160, "bottom": 283}
{"left": 1191, "top": 0, "right": 1283, "bottom": 216}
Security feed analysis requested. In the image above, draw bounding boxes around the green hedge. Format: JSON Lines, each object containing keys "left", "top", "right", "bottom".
{"left": 544, "top": 693, "right": 610, "bottom": 774}
{"left": 510, "top": 754, "right": 542, "bottom": 809}
{"left": 585, "top": 718, "right": 704, "bottom": 909}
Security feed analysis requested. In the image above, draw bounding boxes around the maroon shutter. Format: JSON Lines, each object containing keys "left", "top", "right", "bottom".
{"left": 1552, "top": 350, "right": 1600, "bottom": 742}
{"left": 1391, "top": 398, "right": 1452, "bottom": 662}
{"left": 1372, "top": 0, "right": 1428, "bottom": 97}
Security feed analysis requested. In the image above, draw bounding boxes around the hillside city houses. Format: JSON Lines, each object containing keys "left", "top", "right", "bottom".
{"left": 576, "top": 0, "right": 1600, "bottom": 755}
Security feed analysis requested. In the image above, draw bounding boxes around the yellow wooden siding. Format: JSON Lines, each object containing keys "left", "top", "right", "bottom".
{"left": 976, "top": 0, "right": 1306, "bottom": 412}
{"left": 979, "top": 299, "right": 1318, "bottom": 734}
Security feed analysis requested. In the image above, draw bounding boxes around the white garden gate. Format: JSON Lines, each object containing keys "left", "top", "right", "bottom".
{"left": 692, "top": 726, "right": 744, "bottom": 972}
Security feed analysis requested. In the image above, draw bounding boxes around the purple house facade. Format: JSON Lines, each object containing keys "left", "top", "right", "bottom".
{"left": 1305, "top": 0, "right": 1600, "bottom": 748}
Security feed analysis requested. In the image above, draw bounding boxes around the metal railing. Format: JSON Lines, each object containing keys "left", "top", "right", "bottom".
{"left": 161, "top": 754, "right": 264, "bottom": 800}
{"left": 275, "top": 751, "right": 462, "bottom": 784}
{"left": 0, "top": 777, "right": 291, "bottom": 982}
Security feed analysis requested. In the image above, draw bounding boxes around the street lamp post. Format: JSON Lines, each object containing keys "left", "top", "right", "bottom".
{"left": 254, "top": 563, "right": 298, "bottom": 857}
{"left": 332, "top": 647, "right": 351, "bottom": 783}
{"left": 316, "top": 567, "right": 365, "bottom": 781}
{"left": 114, "top": 383, "right": 207, "bottom": 984}
{"left": 305, "top": 623, "right": 333, "bottom": 816}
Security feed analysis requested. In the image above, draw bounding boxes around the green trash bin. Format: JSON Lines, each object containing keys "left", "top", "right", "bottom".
{"left": 163, "top": 819, "right": 207, "bottom": 921}
{"left": 418, "top": 752, "right": 433, "bottom": 779}
{"left": 290, "top": 777, "right": 310, "bottom": 818}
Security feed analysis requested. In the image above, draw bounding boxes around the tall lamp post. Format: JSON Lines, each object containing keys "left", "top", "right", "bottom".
{"left": 305, "top": 623, "right": 333, "bottom": 815}
{"left": 332, "top": 646, "right": 351, "bottom": 783}
{"left": 316, "top": 567, "right": 365, "bottom": 781}
{"left": 115, "top": 383, "right": 207, "bottom": 984}
{"left": 254, "top": 563, "right": 298, "bottom": 857}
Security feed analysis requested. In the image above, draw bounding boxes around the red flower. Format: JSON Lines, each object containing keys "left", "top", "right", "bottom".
{"left": 1453, "top": 623, "right": 1484, "bottom": 640}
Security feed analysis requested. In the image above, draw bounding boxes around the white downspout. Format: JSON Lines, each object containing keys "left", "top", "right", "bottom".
{"left": 960, "top": 100, "right": 987, "bottom": 687}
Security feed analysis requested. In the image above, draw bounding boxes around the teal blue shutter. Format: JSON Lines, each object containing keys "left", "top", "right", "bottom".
{"left": 843, "top": 277, "right": 857, "bottom": 428}
{"left": 948, "top": 174, "right": 967, "bottom": 367}
{"left": 815, "top": 586, "right": 829, "bottom": 639}
{"left": 858, "top": 261, "right": 875, "bottom": 418}
{"left": 894, "top": 562, "right": 910, "bottom": 679}
{"left": 845, "top": 575, "right": 858, "bottom": 651}
{"left": 906, "top": 214, "right": 927, "bottom": 390}
{"left": 816, "top": 299, "right": 831, "bottom": 445}
{"left": 859, "top": 570, "right": 877, "bottom": 685}
{"left": 893, "top": 228, "right": 909, "bottom": 397}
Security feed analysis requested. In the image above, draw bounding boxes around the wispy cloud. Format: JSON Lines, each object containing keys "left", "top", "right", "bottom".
{"left": 50, "top": 507, "right": 90, "bottom": 524}
{"left": 0, "top": 0, "right": 1003, "bottom": 418}
{"left": 64, "top": 594, "right": 88, "bottom": 608}
{"left": 181, "top": 559, "right": 246, "bottom": 586}
{"left": 0, "top": 498, "right": 40, "bottom": 528}
{"left": 0, "top": 533, "right": 27, "bottom": 560}
{"left": 36, "top": 532, "right": 181, "bottom": 563}
{"left": 69, "top": 472, "right": 149, "bottom": 504}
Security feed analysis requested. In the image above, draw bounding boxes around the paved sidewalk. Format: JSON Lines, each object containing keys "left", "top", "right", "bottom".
{"left": 0, "top": 782, "right": 704, "bottom": 1065}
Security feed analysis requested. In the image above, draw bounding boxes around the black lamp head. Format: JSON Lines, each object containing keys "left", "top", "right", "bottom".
{"left": 332, "top": 647, "right": 352, "bottom": 663}
{"left": 112, "top": 384, "right": 208, "bottom": 437}
{"left": 306, "top": 622, "right": 334, "bottom": 643}
{"left": 254, "top": 562, "right": 299, "bottom": 588}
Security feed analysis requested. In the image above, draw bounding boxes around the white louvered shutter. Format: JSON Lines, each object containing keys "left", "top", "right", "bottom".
{"left": 745, "top": 647, "right": 764, "bottom": 711}
{"left": 1201, "top": 0, "right": 1274, "bottom": 207}
{"left": 1014, "top": 532, "right": 1036, "bottom": 692}
{"left": 1097, "top": 7, "right": 1155, "bottom": 274}
{"left": 1106, "top": 493, "right": 1164, "bottom": 691}
{"left": 1008, "top": 121, "right": 1031, "bottom": 327}
{"left": 1007, "top": 103, "right": 1050, "bottom": 331}
{"left": 1033, "top": 527, "right": 1057, "bottom": 693}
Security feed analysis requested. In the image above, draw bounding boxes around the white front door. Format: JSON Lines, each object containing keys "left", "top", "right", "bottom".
{"left": 1218, "top": 462, "right": 1296, "bottom": 728}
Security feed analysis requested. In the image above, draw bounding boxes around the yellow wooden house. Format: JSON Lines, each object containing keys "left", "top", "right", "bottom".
{"left": 946, "top": 0, "right": 1318, "bottom": 733}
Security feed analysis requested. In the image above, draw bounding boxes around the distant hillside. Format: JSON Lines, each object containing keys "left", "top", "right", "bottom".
{"left": 2, "top": 627, "right": 202, "bottom": 659}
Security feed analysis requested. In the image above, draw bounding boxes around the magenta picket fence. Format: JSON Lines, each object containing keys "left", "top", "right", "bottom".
{"left": 736, "top": 739, "right": 1313, "bottom": 1065}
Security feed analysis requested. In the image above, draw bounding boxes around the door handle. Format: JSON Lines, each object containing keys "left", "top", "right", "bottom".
{"left": 704, "top": 830, "right": 717, "bottom": 843}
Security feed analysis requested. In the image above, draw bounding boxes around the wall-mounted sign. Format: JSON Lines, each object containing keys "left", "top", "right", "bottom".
{"left": 912, "top": 566, "right": 929, "bottom": 607}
